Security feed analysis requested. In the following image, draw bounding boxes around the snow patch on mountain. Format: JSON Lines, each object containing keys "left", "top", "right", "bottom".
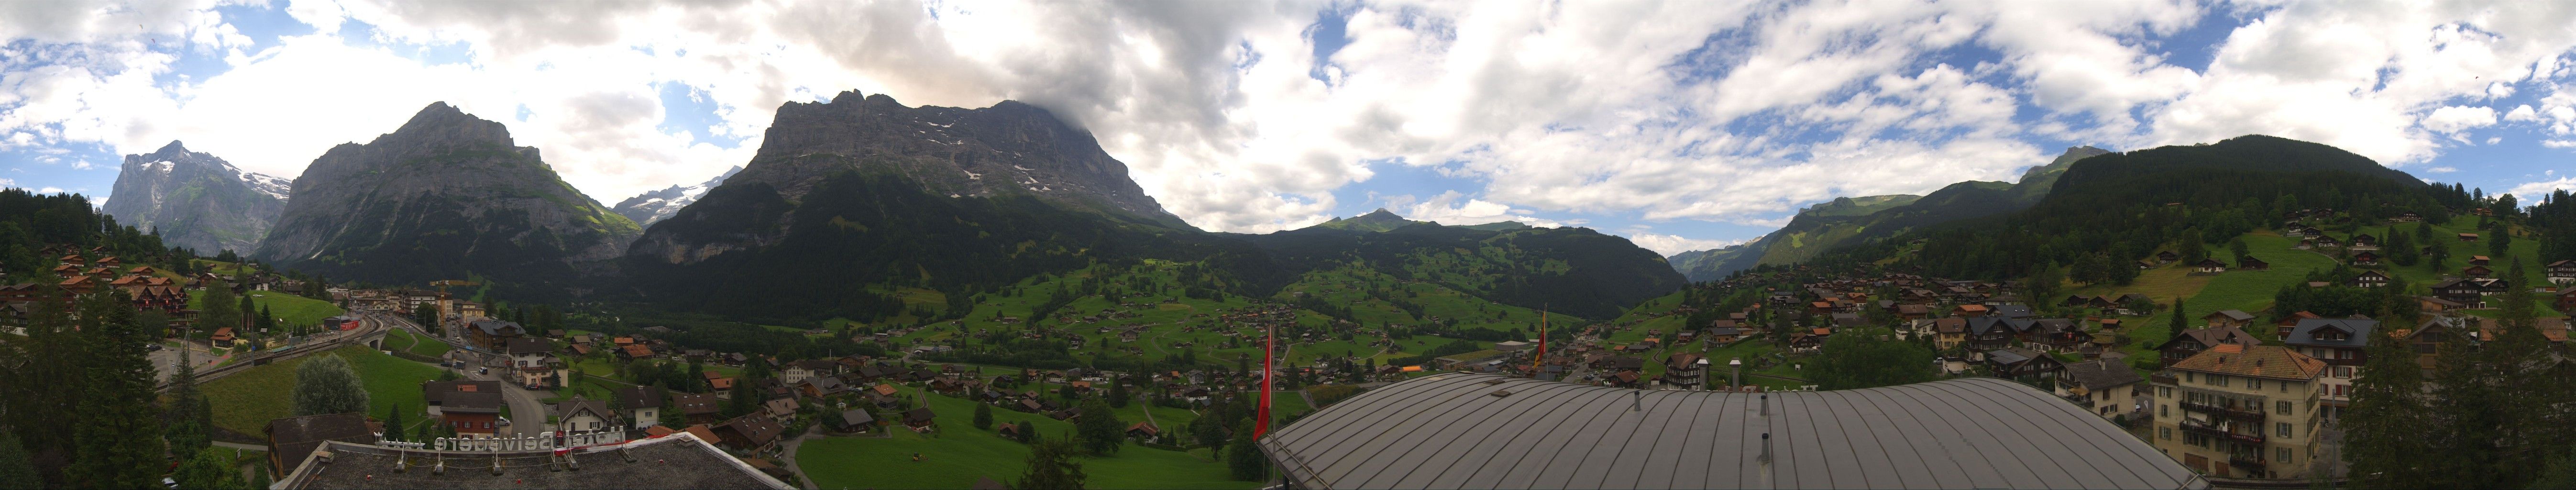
{"left": 613, "top": 165, "right": 742, "bottom": 226}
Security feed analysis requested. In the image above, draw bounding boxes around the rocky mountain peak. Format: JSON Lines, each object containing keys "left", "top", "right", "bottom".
{"left": 103, "top": 141, "right": 288, "bottom": 253}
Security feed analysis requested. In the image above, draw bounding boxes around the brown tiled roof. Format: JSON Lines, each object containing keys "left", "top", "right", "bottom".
{"left": 2169, "top": 344, "right": 2323, "bottom": 381}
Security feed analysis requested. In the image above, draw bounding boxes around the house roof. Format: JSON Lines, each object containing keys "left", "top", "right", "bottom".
{"left": 2205, "top": 310, "right": 2255, "bottom": 322}
{"left": 558, "top": 398, "right": 615, "bottom": 423}
{"left": 676, "top": 393, "right": 722, "bottom": 415}
{"left": 837, "top": 409, "right": 876, "bottom": 427}
{"left": 2169, "top": 344, "right": 2324, "bottom": 381}
{"left": 2062, "top": 359, "right": 2143, "bottom": 390}
{"left": 276, "top": 431, "right": 791, "bottom": 489}
{"left": 2155, "top": 326, "right": 2260, "bottom": 352}
{"left": 442, "top": 391, "right": 503, "bottom": 413}
{"left": 506, "top": 337, "right": 553, "bottom": 355}
{"left": 1257, "top": 373, "right": 2205, "bottom": 490}
{"left": 617, "top": 385, "right": 667, "bottom": 410}
{"left": 2286, "top": 318, "right": 2379, "bottom": 348}
{"left": 265, "top": 412, "right": 377, "bottom": 470}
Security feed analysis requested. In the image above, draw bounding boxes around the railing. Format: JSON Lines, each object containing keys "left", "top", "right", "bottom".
{"left": 2229, "top": 454, "right": 2267, "bottom": 468}
{"left": 2180, "top": 419, "right": 2266, "bottom": 445}
{"left": 2180, "top": 400, "right": 2268, "bottom": 421}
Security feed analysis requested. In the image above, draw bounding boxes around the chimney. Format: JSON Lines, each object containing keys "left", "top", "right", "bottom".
{"left": 1632, "top": 390, "right": 1643, "bottom": 412}
{"left": 1760, "top": 433, "right": 1772, "bottom": 463}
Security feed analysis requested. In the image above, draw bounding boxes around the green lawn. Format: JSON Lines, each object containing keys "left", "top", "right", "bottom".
{"left": 188, "top": 289, "right": 347, "bottom": 327}
{"left": 799, "top": 384, "right": 1255, "bottom": 490}
{"left": 386, "top": 328, "right": 453, "bottom": 358}
{"left": 201, "top": 345, "right": 445, "bottom": 435}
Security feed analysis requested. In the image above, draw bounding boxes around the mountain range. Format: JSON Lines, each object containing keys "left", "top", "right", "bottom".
{"left": 99, "top": 141, "right": 292, "bottom": 254}
{"left": 1667, "top": 145, "right": 2111, "bottom": 281}
{"left": 252, "top": 102, "right": 640, "bottom": 298}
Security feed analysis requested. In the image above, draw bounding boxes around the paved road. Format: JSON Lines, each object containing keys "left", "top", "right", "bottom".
{"left": 457, "top": 360, "right": 549, "bottom": 437}
{"left": 779, "top": 425, "right": 823, "bottom": 490}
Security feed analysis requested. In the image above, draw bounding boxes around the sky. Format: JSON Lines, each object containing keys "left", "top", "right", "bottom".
{"left": 6, "top": 1, "right": 2576, "bottom": 256}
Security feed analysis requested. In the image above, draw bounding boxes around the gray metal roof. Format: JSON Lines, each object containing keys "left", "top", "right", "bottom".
{"left": 1259, "top": 373, "right": 2206, "bottom": 490}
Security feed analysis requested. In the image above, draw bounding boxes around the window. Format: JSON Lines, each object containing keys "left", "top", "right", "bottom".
{"left": 2212, "top": 375, "right": 2229, "bottom": 387}
{"left": 2186, "top": 372, "right": 2197, "bottom": 383}
{"left": 2248, "top": 379, "right": 2263, "bottom": 390}
{"left": 2278, "top": 447, "right": 2292, "bottom": 464}
{"left": 2161, "top": 427, "right": 2173, "bottom": 440}
{"left": 2277, "top": 401, "right": 2292, "bottom": 415}
{"left": 2276, "top": 423, "right": 2292, "bottom": 438}
{"left": 2161, "top": 405, "right": 2169, "bottom": 417}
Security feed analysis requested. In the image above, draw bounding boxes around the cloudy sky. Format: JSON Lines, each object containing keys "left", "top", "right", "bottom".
{"left": 6, "top": 0, "right": 2576, "bottom": 256}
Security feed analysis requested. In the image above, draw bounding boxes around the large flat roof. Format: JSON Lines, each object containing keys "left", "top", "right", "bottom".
{"left": 1258, "top": 373, "right": 2206, "bottom": 490}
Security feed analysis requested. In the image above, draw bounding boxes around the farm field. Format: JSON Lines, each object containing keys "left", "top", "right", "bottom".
{"left": 797, "top": 383, "right": 1257, "bottom": 490}
{"left": 186, "top": 289, "right": 347, "bottom": 327}
{"left": 200, "top": 345, "right": 444, "bottom": 436}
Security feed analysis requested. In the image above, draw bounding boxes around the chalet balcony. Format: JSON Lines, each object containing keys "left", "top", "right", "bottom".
{"left": 2180, "top": 420, "right": 2266, "bottom": 445}
{"left": 2180, "top": 400, "right": 2267, "bottom": 422}
{"left": 2229, "top": 455, "right": 2267, "bottom": 469}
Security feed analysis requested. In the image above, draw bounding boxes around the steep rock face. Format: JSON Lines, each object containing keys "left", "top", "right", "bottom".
{"left": 631, "top": 90, "right": 1185, "bottom": 266}
{"left": 612, "top": 166, "right": 740, "bottom": 226}
{"left": 101, "top": 141, "right": 291, "bottom": 253}
{"left": 255, "top": 102, "right": 639, "bottom": 297}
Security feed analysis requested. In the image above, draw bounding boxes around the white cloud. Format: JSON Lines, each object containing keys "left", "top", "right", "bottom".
{"left": 2426, "top": 166, "right": 2458, "bottom": 173}
{"left": 2506, "top": 104, "right": 2542, "bottom": 122}
{"left": 2506, "top": 176, "right": 2576, "bottom": 197}
{"left": 1387, "top": 191, "right": 1570, "bottom": 228}
{"left": 0, "top": 178, "right": 13, "bottom": 187}
{"left": 2420, "top": 106, "right": 2497, "bottom": 134}
{"left": 1624, "top": 232, "right": 1747, "bottom": 256}
{"left": 9, "top": 0, "right": 2576, "bottom": 238}
{"left": 36, "top": 186, "right": 63, "bottom": 194}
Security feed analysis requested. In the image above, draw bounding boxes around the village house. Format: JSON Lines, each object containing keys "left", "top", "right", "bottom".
{"left": 504, "top": 337, "right": 566, "bottom": 388}
{"left": 2285, "top": 318, "right": 2373, "bottom": 421}
{"left": 2431, "top": 278, "right": 2486, "bottom": 308}
{"left": 467, "top": 319, "right": 526, "bottom": 351}
{"left": 557, "top": 397, "right": 620, "bottom": 433}
{"left": 1659, "top": 353, "right": 1705, "bottom": 389}
{"left": 714, "top": 413, "right": 787, "bottom": 454}
{"left": 2194, "top": 258, "right": 2228, "bottom": 274}
{"left": 675, "top": 392, "right": 723, "bottom": 425}
{"left": 2150, "top": 344, "right": 2327, "bottom": 479}
{"left": 2238, "top": 256, "right": 2270, "bottom": 271}
{"left": 2348, "top": 270, "right": 2389, "bottom": 289}
{"left": 2058, "top": 358, "right": 2146, "bottom": 422}
{"left": 2155, "top": 326, "right": 2261, "bottom": 367}
{"left": 616, "top": 385, "right": 665, "bottom": 430}
{"left": 2202, "top": 310, "right": 2256, "bottom": 330}
{"left": 2349, "top": 251, "right": 2380, "bottom": 266}
{"left": 1983, "top": 346, "right": 2065, "bottom": 383}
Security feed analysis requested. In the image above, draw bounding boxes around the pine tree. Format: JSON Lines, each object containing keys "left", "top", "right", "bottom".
{"left": 2167, "top": 297, "right": 2189, "bottom": 344}
{"left": 1014, "top": 434, "right": 1087, "bottom": 490}
{"left": 67, "top": 290, "right": 167, "bottom": 489}
{"left": 1226, "top": 418, "right": 1266, "bottom": 481}
{"left": 2341, "top": 321, "right": 2435, "bottom": 488}
{"left": 0, "top": 432, "right": 38, "bottom": 489}
{"left": 164, "top": 334, "right": 213, "bottom": 456}
{"left": 974, "top": 402, "right": 994, "bottom": 430}
{"left": 1108, "top": 375, "right": 1130, "bottom": 409}
{"left": 384, "top": 404, "right": 408, "bottom": 443}
{"left": 724, "top": 378, "right": 759, "bottom": 418}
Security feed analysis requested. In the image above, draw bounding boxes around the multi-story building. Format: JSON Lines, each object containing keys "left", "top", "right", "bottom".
{"left": 2150, "top": 344, "right": 2326, "bottom": 480}
{"left": 1658, "top": 352, "right": 1705, "bottom": 389}
{"left": 2283, "top": 318, "right": 2374, "bottom": 421}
